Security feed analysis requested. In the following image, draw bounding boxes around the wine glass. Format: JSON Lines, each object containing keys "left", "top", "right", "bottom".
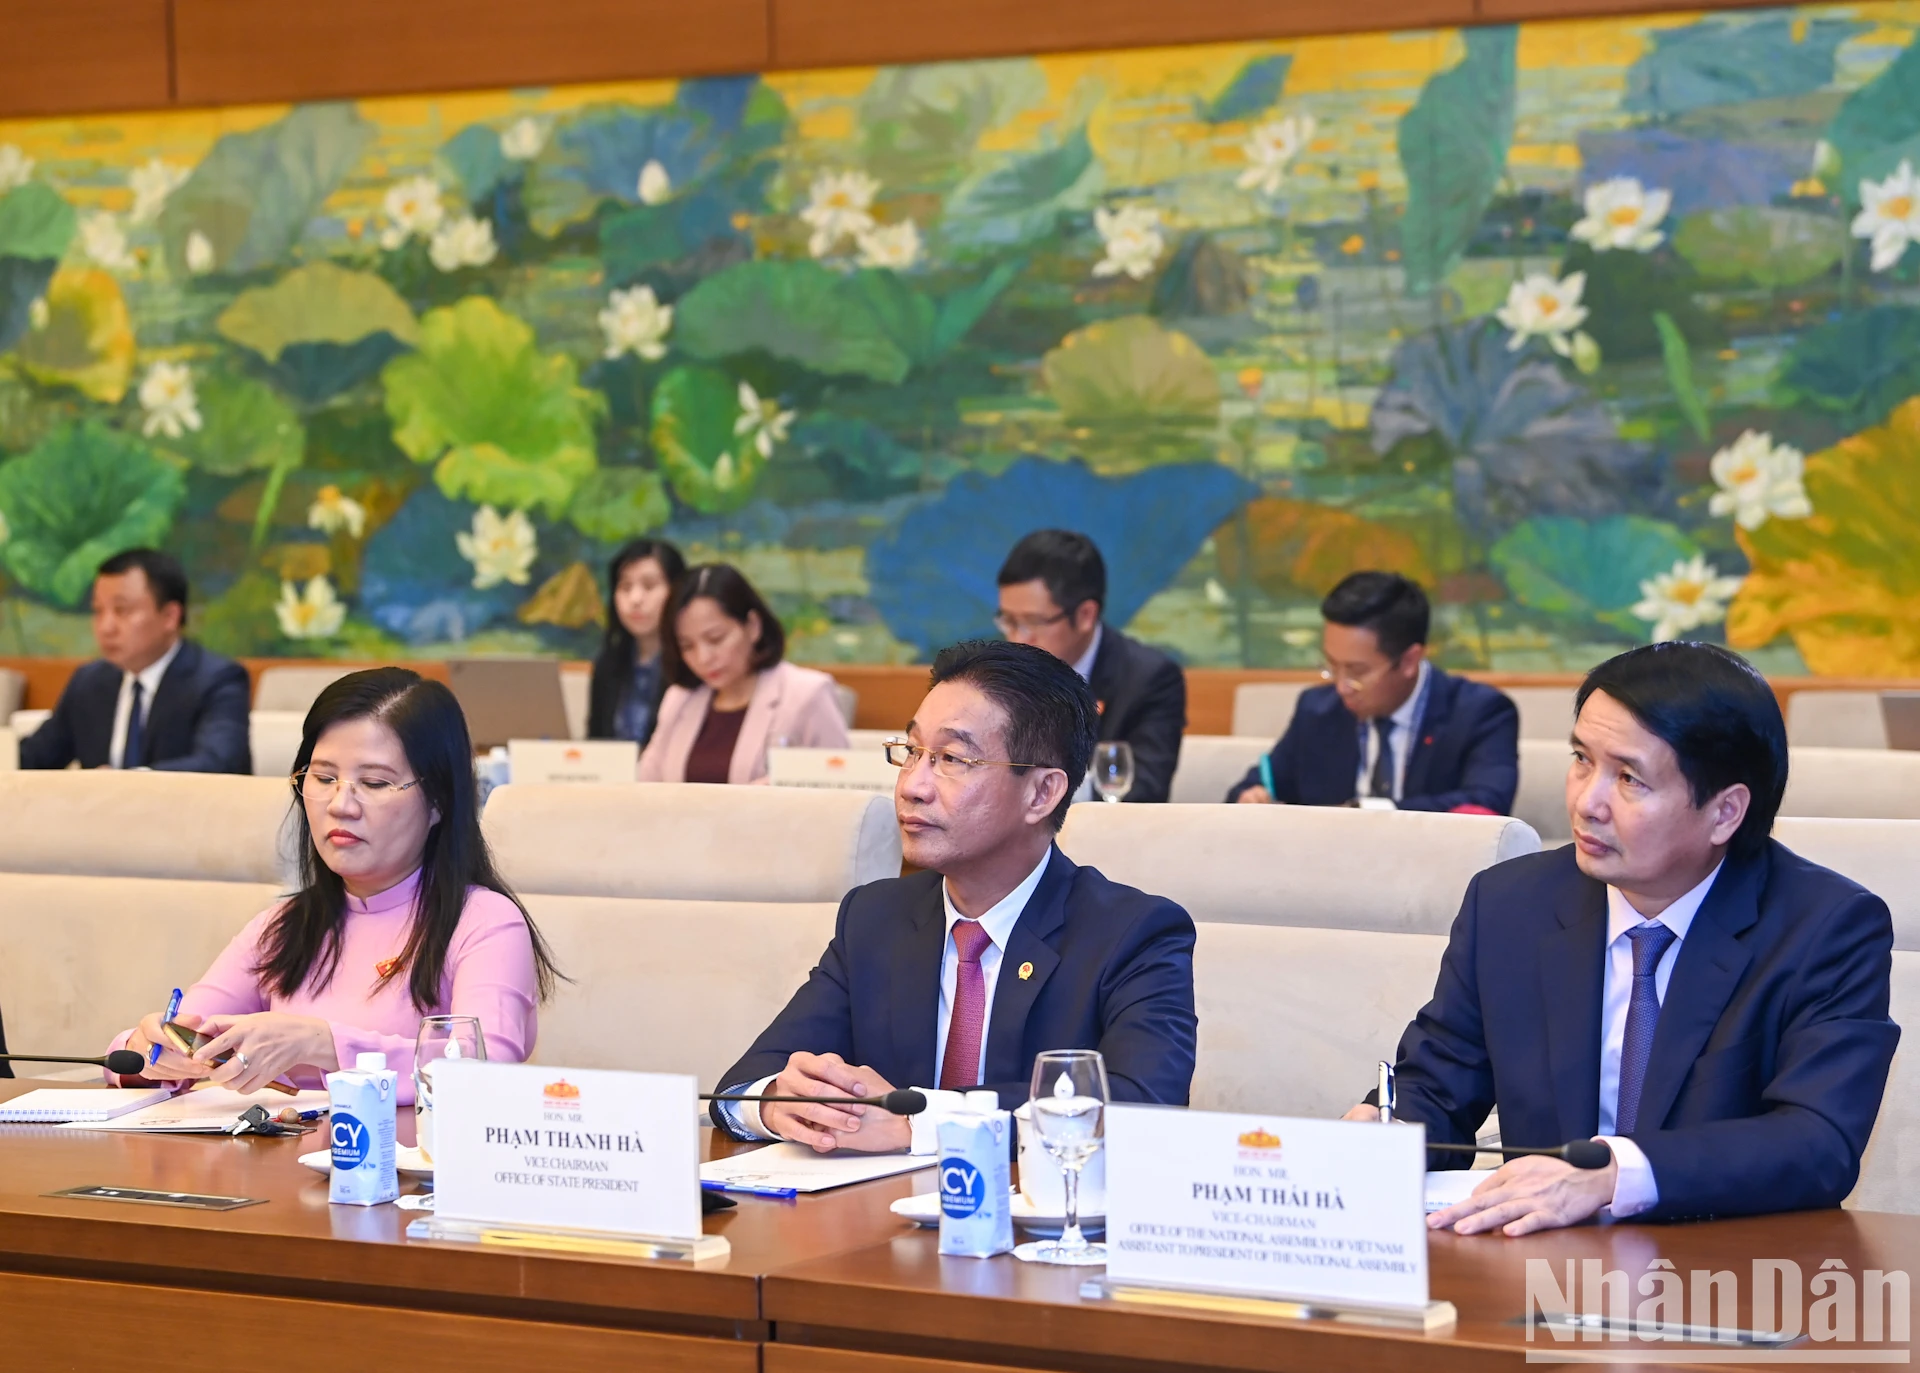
{"left": 414, "top": 1015, "right": 486, "bottom": 1163}
{"left": 1013, "top": 1049, "right": 1110, "bottom": 1266}
{"left": 1092, "top": 742, "right": 1134, "bottom": 803}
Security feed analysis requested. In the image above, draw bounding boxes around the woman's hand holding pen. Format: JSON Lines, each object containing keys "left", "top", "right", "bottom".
{"left": 194, "top": 1012, "right": 337, "bottom": 1094}
{"left": 127, "top": 1011, "right": 211, "bottom": 1081}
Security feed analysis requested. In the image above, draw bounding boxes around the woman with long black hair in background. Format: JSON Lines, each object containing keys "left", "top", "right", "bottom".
{"left": 587, "top": 538, "right": 686, "bottom": 747}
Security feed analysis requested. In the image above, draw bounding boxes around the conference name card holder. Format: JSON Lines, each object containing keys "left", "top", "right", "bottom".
{"left": 765, "top": 746, "right": 897, "bottom": 796}
{"left": 1083, "top": 1108, "right": 1454, "bottom": 1334}
{"left": 409, "top": 1060, "right": 726, "bottom": 1263}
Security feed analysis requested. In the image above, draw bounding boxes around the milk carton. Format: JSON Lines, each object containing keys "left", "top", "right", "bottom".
{"left": 328, "top": 1051, "right": 399, "bottom": 1206}
{"left": 937, "top": 1089, "right": 1014, "bottom": 1257}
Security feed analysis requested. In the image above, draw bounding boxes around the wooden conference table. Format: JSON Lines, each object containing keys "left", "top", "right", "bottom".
{"left": 1, "top": 1079, "right": 1914, "bottom": 1372}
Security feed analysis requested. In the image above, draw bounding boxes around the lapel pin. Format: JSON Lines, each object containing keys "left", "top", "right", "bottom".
{"left": 1018, "top": 961, "right": 1034, "bottom": 980}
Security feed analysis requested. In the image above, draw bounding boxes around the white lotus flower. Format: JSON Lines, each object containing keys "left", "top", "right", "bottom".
{"left": 733, "top": 380, "right": 794, "bottom": 459}
{"left": 801, "top": 169, "right": 880, "bottom": 258}
{"left": 184, "top": 230, "right": 215, "bottom": 274}
{"left": 854, "top": 219, "right": 922, "bottom": 270}
{"left": 638, "top": 159, "right": 672, "bottom": 205}
{"left": 598, "top": 284, "right": 673, "bottom": 361}
{"left": 428, "top": 214, "right": 497, "bottom": 272}
{"left": 1852, "top": 159, "right": 1920, "bottom": 274}
{"left": 307, "top": 484, "right": 368, "bottom": 539}
{"left": 500, "top": 117, "right": 546, "bottom": 161}
{"left": 128, "top": 158, "right": 188, "bottom": 224}
{"left": 0, "top": 144, "right": 32, "bottom": 192}
{"left": 1496, "top": 271, "right": 1589, "bottom": 357}
{"left": 456, "top": 506, "right": 537, "bottom": 590}
{"left": 1235, "top": 115, "right": 1316, "bottom": 197}
{"left": 79, "top": 212, "right": 135, "bottom": 272}
{"left": 1631, "top": 555, "right": 1744, "bottom": 643}
{"left": 378, "top": 175, "right": 447, "bottom": 250}
{"left": 1569, "top": 176, "right": 1672, "bottom": 253}
{"left": 1707, "top": 430, "right": 1812, "bottom": 532}
{"left": 27, "top": 297, "right": 48, "bottom": 330}
{"left": 275, "top": 577, "right": 346, "bottom": 640}
{"left": 1093, "top": 205, "right": 1165, "bottom": 281}
{"left": 138, "top": 361, "right": 202, "bottom": 439}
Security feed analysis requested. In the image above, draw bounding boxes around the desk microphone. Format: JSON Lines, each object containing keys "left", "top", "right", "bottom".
{"left": 1424, "top": 1139, "right": 1614, "bottom": 1170}
{"left": 0, "top": 1050, "right": 150, "bottom": 1076}
{"left": 700, "top": 1088, "right": 928, "bottom": 1116}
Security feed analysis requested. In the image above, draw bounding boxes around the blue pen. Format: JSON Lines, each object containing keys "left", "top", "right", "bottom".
{"left": 1258, "top": 752, "right": 1276, "bottom": 799}
{"left": 702, "top": 1181, "right": 798, "bottom": 1200}
{"left": 149, "top": 988, "right": 183, "bottom": 1066}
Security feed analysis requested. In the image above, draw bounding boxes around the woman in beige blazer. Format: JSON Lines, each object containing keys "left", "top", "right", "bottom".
{"left": 637, "top": 563, "right": 850, "bottom": 784}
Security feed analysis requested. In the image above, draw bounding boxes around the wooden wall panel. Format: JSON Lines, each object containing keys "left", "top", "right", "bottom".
{"left": 171, "top": 0, "right": 769, "bottom": 108}
{"left": 1479, "top": 0, "right": 1774, "bottom": 20}
{"left": 0, "top": 0, "right": 172, "bottom": 118}
{"left": 769, "top": 0, "right": 1471, "bottom": 70}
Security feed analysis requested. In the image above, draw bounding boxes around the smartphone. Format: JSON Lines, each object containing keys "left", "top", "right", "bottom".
{"left": 161, "top": 1019, "right": 227, "bottom": 1061}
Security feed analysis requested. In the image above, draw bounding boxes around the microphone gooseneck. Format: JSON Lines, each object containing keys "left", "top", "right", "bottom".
{"left": 0, "top": 1050, "right": 151, "bottom": 1076}
{"left": 1423, "top": 1139, "right": 1615, "bottom": 1170}
{"left": 700, "top": 1088, "right": 928, "bottom": 1116}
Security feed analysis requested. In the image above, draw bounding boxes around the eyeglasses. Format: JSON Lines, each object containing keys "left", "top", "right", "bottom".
{"left": 993, "top": 610, "right": 1069, "bottom": 636}
{"left": 1318, "top": 657, "right": 1399, "bottom": 691}
{"left": 884, "top": 738, "right": 1049, "bottom": 781}
{"left": 291, "top": 769, "right": 424, "bottom": 806}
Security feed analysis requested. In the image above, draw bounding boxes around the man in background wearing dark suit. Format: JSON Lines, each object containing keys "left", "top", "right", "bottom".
{"left": 712, "top": 639, "right": 1197, "bottom": 1153}
{"left": 1228, "top": 571, "right": 1518, "bottom": 812}
{"left": 1348, "top": 642, "right": 1897, "bottom": 1232}
{"left": 18, "top": 548, "right": 251, "bottom": 774}
{"left": 994, "top": 530, "right": 1185, "bottom": 803}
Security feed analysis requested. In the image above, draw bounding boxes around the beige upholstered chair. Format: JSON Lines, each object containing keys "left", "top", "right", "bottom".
{"left": 1514, "top": 738, "right": 1573, "bottom": 844}
{"left": 0, "top": 727, "right": 14, "bottom": 772}
{"left": 251, "top": 665, "right": 353, "bottom": 713}
{"left": 0, "top": 668, "right": 23, "bottom": 725}
{"left": 1787, "top": 690, "right": 1889, "bottom": 750}
{"left": 1782, "top": 746, "right": 1920, "bottom": 820}
{"left": 1504, "top": 685, "right": 1578, "bottom": 741}
{"left": 560, "top": 664, "right": 590, "bottom": 740}
{"left": 250, "top": 710, "right": 307, "bottom": 779}
{"left": 1168, "top": 734, "right": 1269, "bottom": 803}
{"left": 1229, "top": 682, "right": 1307, "bottom": 739}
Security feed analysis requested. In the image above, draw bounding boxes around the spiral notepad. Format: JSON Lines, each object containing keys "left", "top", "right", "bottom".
{"left": 0, "top": 1088, "right": 174, "bottom": 1123}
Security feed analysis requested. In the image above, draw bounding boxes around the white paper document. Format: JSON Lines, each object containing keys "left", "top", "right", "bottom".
{"left": 0, "top": 1087, "right": 173, "bottom": 1123}
{"left": 700, "top": 1142, "right": 933, "bottom": 1192}
{"left": 1423, "top": 1168, "right": 1490, "bottom": 1213}
{"left": 57, "top": 1087, "right": 330, "bottom": 1132}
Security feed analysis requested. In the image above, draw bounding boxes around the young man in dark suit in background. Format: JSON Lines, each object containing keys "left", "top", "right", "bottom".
{"left": 711, "top": 639, "right": 1197, "bottom": 1153}
{"left": 18, "top": 548, "right": 251, "bottom": 774}
{"left": 1349, "top": 642, "right": 1897, "bottom": 1232}
{"left": 994, "top": 530, "right": 1185, "bottom": 803}
{"left": 1228, "top": 571, "right": 1518, "bottom": 813}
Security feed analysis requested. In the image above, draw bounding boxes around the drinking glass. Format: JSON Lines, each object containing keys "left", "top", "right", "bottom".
{"left": 414, "top": 1015, "right": 486, "bottom": 1163}
{"left": 1013, "top": 1049, "right": 1110, "bottom": 1266}
{"left": 1092, "top": 741, "right": 1134, "bottom": 803}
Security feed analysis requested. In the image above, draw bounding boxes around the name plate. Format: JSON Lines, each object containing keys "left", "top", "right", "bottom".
{"left": 766, "top": 746, "right": 895, "bottom": 794}
{"left": 1105, "top": 1107, "right": 1429, "bottom": 1311}
{"left": 430, "top": 1061, "right": 701, "bottom": 1241}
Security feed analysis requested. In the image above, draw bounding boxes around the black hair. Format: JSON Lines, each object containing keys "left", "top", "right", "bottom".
{"left": 1575, "top": 642, "right": 1788, "bottom": 860}
{"left": 97, "top": 547, "right": 190, "bottom": 625}
{"left": 997, "top": 530, "right": 1106, "bottom": 615}
{"left": 1321, "top": 571, "right": 1429, "bottom": 660}
{"left": 588, "top": 539, "right": 686, "bottom": 737}
{"left": 660, "top": 563, "right": 786, "bottom": 690}
{"left": 928, "top": 639, "right": 1098, "bottom": 832}
{"left": 257, "top": 667, "right": 563, "bottom": 1012}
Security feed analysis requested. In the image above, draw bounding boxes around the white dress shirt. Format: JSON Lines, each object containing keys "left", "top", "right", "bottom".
{"left": 727, "top": 850, "right": 1053, "bottom": 1153}
{"left": 1070, "top": 623, "right": 1103, "bottom": 683}
{"left": 108, "top": 638, "right": 180, "bottom": 770}
{"left": 1595, "top": 861, "right": 1723, "bottom": 1219}
{"left": 1354, "top": 658, "right": 1429, "bottom": 803}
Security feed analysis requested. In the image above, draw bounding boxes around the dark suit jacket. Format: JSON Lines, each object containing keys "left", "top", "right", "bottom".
{"left": 712, "top": 847, "right": 1197, "bottom": 1131}
{"left": 1226, "top": 668, "right": 1518, "bottom": 812}
{"left": 1379, "top": 842, "right": 1898, "bottom": 1220}
{"left": 1088, "top": 625, "right": 1186, "bottom": 804}
{"left": 18, "top": 639, "right": 251, "bottom": 774}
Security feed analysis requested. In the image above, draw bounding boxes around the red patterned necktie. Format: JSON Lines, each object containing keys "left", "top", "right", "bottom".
{"left": 938, "top": 918, "right": 994, "bottom": 1091}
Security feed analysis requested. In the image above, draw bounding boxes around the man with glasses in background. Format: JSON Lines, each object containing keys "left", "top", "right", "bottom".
{"left": 1227, "top": 571, "right": 1519, "bottom": 813}
{"left": 993, "top": 530, "right": 1185, "bottom": 802}
{"left": 709, "top": 639, "right": 1197, "bottom": 1153}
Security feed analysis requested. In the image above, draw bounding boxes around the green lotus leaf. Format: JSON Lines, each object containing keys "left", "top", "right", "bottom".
{"left": 0, "top": 420, "right": 185, "bottom": 606}
{"left": 159, "top": 103, "right": 375, "bottom": 275}
{"left": 858, "top": 59, "right": 1047, "bottom": 189}
{"left": 1491, "top": 515, "right": 1699, "bottom": 637}
{"left": 649, "top": 364, "right": 762, "bottom": 514}
{"left": 1672, "top": 207, "right": 1844, "bottom": 289}
{"left": 1042, "top": 315, "right": 1219, "bottom": 422}
{"left": 568, "top": 467, "right": 671, "bottom": 542}
{"left": 941, "top": 125, "right": 1102, "bottom": 251}
{"left": 381, "top": 296, "right": 603, "bottom": 518}
{"left": 674, "top": 260, "right": 912, "bottom": 384}
{"left": 216, "top": 262, "right": 419, "bottom": 363}
{"left": 1776, "top": 306, "right": 1920, "bottom": 435}
{"left": 12, "top": 267, "right": 136, "bottom": 402}
{"left": 158, "top": 372, "right": 305, "bottom": 476}
{"left": 1824, "top": 39, "right": 1920, "bottom": 205}
{"left": 0, "top": 183, "right": 76, "bottom": 261}
{"left": 443, "top": 123, "right": 512, "bottom": 201}
{"left": 1398, "top": 27, "right": 1517, "bottom": 294}
{"left": 0, "top": 256, "right": 57, "bottom": 354}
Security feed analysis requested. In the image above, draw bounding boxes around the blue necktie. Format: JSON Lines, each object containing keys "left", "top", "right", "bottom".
{"left": 1615, "top": 921, "right": 1678, "bottom": 1134}
{"left": 122, "top": 679, "right": 145, "bottom": 769}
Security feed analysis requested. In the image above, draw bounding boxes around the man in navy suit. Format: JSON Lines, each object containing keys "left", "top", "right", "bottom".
{"left": 1348, "top": 642, "right": 1897, "bottom": 1233}
{"left": 1228, "top": 571, "right": 1517, "bottom": 812}
{"left": 712, "top": 638, "right": 1197, "bottom": 1152}
{"left": 996, "top": 530, "right": 1186, "bottom": 803}
{"left": 18, "top": 548, "right": 251, "bottom": 774}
